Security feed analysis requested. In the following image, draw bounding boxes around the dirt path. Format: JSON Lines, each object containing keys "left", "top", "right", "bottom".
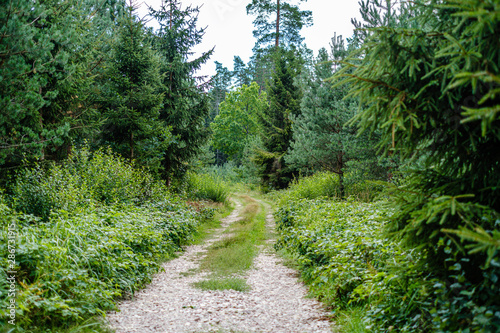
{"left": 107, "top": 197, "right": 334, "bottom": 333}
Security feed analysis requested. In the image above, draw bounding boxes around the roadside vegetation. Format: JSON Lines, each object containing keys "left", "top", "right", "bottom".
{"left": 0, "top": 148, "right": 226, "bottom": 332}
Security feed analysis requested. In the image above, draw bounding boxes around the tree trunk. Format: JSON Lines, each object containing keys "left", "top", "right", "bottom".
{"left": 275, "top": 0, "right": 280, "bottom": 49}
{"left": 339, "top": 171, "right": 345, "bottom": 200}
{"left": 130, "top": 132, "right": 134, "bottom": 160}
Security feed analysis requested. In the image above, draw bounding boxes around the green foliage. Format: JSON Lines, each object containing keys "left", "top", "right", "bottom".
{"left": 211, "top": 82, "right": 268, "bottom": 161}
{"left": 254, "top": 49, "right": 304, "bottom": 189}
{"left": 270, "top": 172, "right": 383, "bottom": 205}
{"left": 328, "top": 0, "right": 500, "bottom": 331}
{"left": 0, "top": 0, "right": 92, "bottom": 167}
{"left": 0, "top": 146, "right": 206, "bottom": 330}
{"left": 271, "top": 172, "right": 340, "bottom": 204}
{"left": 0, "top": 203, "right": 198, "bottom": 330}
{"left": 185, "top": 172, "right": 230, "bottom": 203}
{"left": 274, "top": 169, "right": 500, "bottom": 331}
{"left": 275, "top": 198, "right": 397, "bottom": 310}
{"left": 208, "top": 61, "right": 233, "bottom": 125}
{"left": 149, "top": 0, "right": 213, "bottom": 184}
{"left": 287, "top": 46, "right": 385, "bottom": 197}
{"left": 233, "top": 56, "right": 252, "bottom": 87}
{"left": 99, "top": 2, "right": 172, "bottom": 174}
{"left": 10, "top": 147, "right": 168, "bottom": 220}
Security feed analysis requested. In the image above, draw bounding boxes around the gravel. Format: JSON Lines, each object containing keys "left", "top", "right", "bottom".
{"left": 107, "top": 200, "right": 334, "bottom": 333}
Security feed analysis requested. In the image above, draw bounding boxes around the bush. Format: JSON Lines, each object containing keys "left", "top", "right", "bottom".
{"left": 185, "top": 171, "right": 230, "bottom": 203}
{"left": 10, "top": 147, "right": 169, "bottom": 220}
{"left": 0, "top": 202, "right": 199, "bottom": 330}
{"left": 275, "top": 193, "right": 500, "bottom": 332}
{"left": 275, "top": 198, "right": 398, "bottom": 309}
{"left": 0, "top": 147, "right": 207, "bottom": 331}
{"left": 270, "top": 171, "right": 383, "bottom": 205}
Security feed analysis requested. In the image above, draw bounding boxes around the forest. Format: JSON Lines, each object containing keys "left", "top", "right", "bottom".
{"left": 0, "top": 0, "right": 499, "bottom": 332}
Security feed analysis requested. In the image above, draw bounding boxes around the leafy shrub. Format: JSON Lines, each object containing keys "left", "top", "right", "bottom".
{"left": 275, "top": 194, "right": 500, "bottom": 332}
{"left": 10, "top": 147, "right": 169, "bottom": 220}
{"left": 0, "top": 203, "right": 199, "bottom": 330}
{"left": 186, "top": 171, "right": 230, "bottom": 203}
{"left": 270, "top": 171, "right": 383, "bottom": 205}
{"left": 275, "top": 198, "right": 397, "bottom": 309}
{"left": 0, "top": 147, "right": 209, "bottom": 331}
{"left": 11, "top": 163, "right": 94, "bottom": 221}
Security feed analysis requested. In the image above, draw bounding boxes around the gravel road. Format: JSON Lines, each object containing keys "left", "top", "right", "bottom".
{"left": 107, "top": 198, "right": 334, "bottom": 333}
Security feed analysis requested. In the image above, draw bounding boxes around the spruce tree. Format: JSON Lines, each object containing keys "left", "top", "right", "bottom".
{"left": 100, "top": 0, "right": 170, "bottom": 173}
{"left": 254, "top": 48, "right": 303, "bottom": 189}
{"left": 149, "top": 0, "right": 213, "bottom": 184}
{"left": 0, "top": 0, "right": 103, "bottom": 170}
{"left": 336, "top": 0, "right": 500, "bottom": 330}
{"left": 287, "top": 48, "right": 352, "bottom": 197}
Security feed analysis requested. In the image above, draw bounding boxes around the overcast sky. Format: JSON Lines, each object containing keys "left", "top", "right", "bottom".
{"left": 137, "top": 1, "right": 362, "bottom": 77}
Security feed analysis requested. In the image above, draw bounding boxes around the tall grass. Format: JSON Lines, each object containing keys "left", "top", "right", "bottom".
{"left": 186, "top": 171, "right": 230, "bottom": 203}
{"left": 270, "top": 171, "right": 383, "bottom": 205}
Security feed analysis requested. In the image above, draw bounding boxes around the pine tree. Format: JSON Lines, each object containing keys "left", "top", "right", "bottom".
{"left": 245, "top": 0, "right": 312, "bottom": 92}
{"left": 149, "top": 0, "right": 213, "bottom": 184}
{"left": 233, "top": 56, "right": 251, "bottom": 87}
{"left": 246, "top": 0, "right": 312, "bottom": 50}
{"left": 100, "top": 0, "right": 170, "bottom": 173}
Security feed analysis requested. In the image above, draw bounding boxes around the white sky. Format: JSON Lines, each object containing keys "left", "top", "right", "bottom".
{"left": 137, "top": 1, "right": 362, "bottom": 77}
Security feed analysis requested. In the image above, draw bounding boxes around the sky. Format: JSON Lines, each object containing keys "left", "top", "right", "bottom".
{"left": 137, "top": 0, "right": 362, "bottom": 77}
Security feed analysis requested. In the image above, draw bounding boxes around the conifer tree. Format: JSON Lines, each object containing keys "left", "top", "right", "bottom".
{"left": 100, "top": 0, "right": 170, "bottom": 173}
{"left": 208, "top": 61, "right": 233, "bottom": 124}
{"left": 246, "top": 0, "right": 312, "bottom": 92}
{"left": 0, "top": 0, "right": 104, "bottom": 169}
{"left": 246, "top": 0, "right": 312, "bottom": 50}
{"left": 233, "top": 56, "right": 251, "bottom": 87}
{"left": 149, "top": 0, "right": 213, "bottom": 184}
{"left": 336, "top": 0, "right": 500, "bottom": 330}
{"left": 287, "top": 48, "right": 351, "bottom": 197}
{"left": 254, "top": 48, "right": 303, "bottom": 189}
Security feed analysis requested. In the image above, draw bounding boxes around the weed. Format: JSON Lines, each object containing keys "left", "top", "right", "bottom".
{"left": 186, "top": 172, "right": 230, "bottom": 203}
{"left": 192, "top": 277, "right": 250, "bottom": 292}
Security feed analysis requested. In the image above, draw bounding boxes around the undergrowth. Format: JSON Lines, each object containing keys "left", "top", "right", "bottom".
{"left": 274, "top": 173, "right": 500, "bottom": 332}
{"left": 0, "top": 147, "right": 222, "bottom": 332}
{"left": 185, "top": 171, "right": 230, "bottom": 203}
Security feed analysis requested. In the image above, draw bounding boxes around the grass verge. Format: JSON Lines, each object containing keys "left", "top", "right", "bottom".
{"left": 192, "top": 277, "right": 250, "bottom": 292}
{"left": 333, "top": 307, "right": 368, "bottom": 333}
